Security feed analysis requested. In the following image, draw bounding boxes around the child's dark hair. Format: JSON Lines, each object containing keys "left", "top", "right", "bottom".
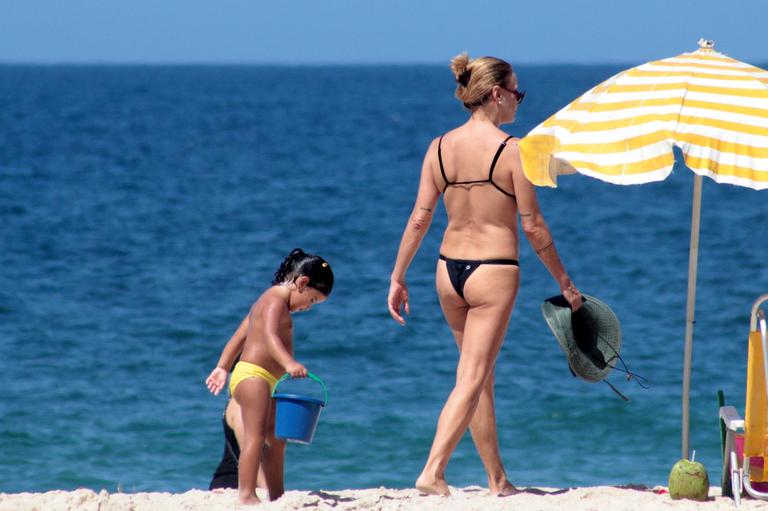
{"left": 272, "top": 248, "right": 334, "bottom": 296}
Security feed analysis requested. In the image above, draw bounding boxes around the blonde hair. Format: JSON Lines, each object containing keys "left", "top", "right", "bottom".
{"left": 450, "top": 53, "right": 513, "bottom": 109}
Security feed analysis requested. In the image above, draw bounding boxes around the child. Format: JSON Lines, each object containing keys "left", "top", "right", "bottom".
{"left": 205, "top": 248, "right": 334, "bottom": 505}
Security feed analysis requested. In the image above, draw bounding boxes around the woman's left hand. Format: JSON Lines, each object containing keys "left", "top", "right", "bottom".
{"left": 388, "top": 280, "right": 410, "bottom": 325}
{"left": 562, "top": 283, "right": 584, "bottom": 312}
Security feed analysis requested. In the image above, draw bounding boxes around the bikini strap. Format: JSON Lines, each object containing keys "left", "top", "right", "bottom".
{"left": 437, "top": 135, "right": 449, "bottom": 191}
{"left": 488, "top": 135, "right": 516, "bottom": 198}
{"left": 488, "top": 135, "right": 515, "bottom": 181}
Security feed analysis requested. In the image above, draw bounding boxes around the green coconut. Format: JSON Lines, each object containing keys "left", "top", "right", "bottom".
{"left": 668, "top": 458, "right": 709, "bottom": 501}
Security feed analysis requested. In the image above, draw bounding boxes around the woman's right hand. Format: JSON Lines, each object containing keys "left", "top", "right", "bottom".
{"left": 387, "top": 280, "right": 410, "bottom": 326}
{"left": 562, "top": 283, "right": 584, "bottom": 311}
{"left": 205, "top": 367, "right": 228, "bottom": 396}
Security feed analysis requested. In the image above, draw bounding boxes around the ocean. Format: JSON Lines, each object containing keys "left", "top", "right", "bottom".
{"left": 1, "top": 64, "right": 767, "bottom": 493}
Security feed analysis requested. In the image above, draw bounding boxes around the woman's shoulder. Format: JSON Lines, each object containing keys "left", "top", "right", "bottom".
{"left": 432, "top": 125, "right": 520, "bottom": 155}
{"left": 502, "top": 135, "right": 521, "bottom": 150}
{"left": 453, "top": 123, "right": 518, "bottom": 143}
{"left": 421, "top": 135, "right": 443, "bottom": 165}
{"left": 499, "top": 135, "right": 522, "bottom": 164}
{"left": 438, "top": 125, "right": 467, "bottom": 141}
{"left": 427, "top": 135, "right": 442, "bottom": 149}
{"left": 494, "top": 126, "right": 520, "bottom": 143}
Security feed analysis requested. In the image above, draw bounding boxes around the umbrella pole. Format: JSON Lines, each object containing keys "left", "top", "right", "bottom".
{"left": 682, "top": 173, "right": 703, "bottom": 460}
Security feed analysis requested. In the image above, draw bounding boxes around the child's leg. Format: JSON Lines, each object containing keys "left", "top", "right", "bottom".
{"left": 261, "top": 401, "right": 286, "bottom": 501}
{"left": 226, "top": 399, "right": 269, "bottom": 490}
{"left": 234, "top": 378, "right": 272, "bottom": 505}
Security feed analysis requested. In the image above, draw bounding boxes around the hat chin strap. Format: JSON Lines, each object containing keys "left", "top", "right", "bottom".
{"left": 570, "top": 335, "right": 650, "bottom": 401}
{"left": 604, "top": 380, "right": 629, "bottom": 401}
{"left": 567, "top": 363, "right": 629, "bottom": 401}
{"left": 602, "top": 337, "right": 650, "bottom": 384}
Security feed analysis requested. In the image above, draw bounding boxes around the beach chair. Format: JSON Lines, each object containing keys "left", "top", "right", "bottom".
{"left": 719, "top": 293, "right": 768, "bottom": 507}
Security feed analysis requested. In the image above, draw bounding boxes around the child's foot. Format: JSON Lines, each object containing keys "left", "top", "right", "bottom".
{"left": 491, "top": 481, "right": 520, "bottom": 496}
{"left": 416, "top": 474, "right": 451, "bottom": 496}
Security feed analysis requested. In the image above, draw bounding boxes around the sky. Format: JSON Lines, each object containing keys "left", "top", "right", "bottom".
{"left": 0, "top": 0, "right": 765, "bottom": 66}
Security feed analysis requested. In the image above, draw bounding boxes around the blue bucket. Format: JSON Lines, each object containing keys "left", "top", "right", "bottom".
{"left": 272, "top": 372, "right": 327, "bottom": 444}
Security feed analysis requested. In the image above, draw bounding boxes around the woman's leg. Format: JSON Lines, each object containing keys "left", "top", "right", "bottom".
{"left": 468, "top": 371, "right": 518, "bottom": 495}
{"left": 261, "top": 400, "right": 287, "bottom": 501}
{"left": 234, "top": 377, "right": 272, "bottom": 505}
{"left": 417, "top": 263, "right": 519, "bottom": 495}
{"left": 437, "top": 281, "right": 515, "bottom": 494}
{"left": 225, "top": 399, "right": 270, "bottom": 490}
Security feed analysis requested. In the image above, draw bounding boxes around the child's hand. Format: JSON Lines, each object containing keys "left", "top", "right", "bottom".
{"left": 205, "top": 367, "right": 228, "bottom": 396}
{"left": 388, "top": 280, "right": 409, "bottom": 326}
{"left": 285, "top": 360, "right": 308, "bottom": 378}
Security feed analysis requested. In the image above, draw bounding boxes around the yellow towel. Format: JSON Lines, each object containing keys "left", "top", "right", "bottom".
{"left": 744, "top": 330, "right": 768, "bottom": 481}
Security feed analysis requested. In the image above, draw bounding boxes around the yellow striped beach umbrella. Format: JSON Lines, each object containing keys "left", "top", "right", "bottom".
{"left": 519, "top": 40, "right": 768, "bottom": 459}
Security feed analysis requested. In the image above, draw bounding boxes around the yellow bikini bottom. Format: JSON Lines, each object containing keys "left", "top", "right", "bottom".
{"left": 229, "top": 361, "right": 279, "bottom": 396}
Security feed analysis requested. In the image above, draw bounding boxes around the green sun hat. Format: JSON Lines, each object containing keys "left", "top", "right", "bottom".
{"left": 541, "top": 294, "right": 622, "bottom": 383}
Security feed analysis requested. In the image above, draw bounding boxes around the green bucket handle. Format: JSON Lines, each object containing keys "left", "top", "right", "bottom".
{"left": 272, "top": 372, "right": 328, "bottom": 405}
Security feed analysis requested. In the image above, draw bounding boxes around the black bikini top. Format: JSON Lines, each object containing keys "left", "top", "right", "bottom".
{"left": 437, "top": 135, "right": 516, "bottom": 198}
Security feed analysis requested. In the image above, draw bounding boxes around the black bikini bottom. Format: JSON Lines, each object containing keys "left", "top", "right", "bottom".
{"left": 439, "top": 254, "right": 520, "bottom": 300}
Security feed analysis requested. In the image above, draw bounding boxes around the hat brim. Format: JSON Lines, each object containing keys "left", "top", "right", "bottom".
{"left": 541, "top": 294, "right": 621, "bottom": 382}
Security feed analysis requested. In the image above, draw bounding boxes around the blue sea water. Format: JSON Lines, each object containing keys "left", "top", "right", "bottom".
{"left": 1, "top": 64, "right": 767, "bottom": 494}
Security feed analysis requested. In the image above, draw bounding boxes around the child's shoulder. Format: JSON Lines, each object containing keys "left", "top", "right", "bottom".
{"left": 252, "top": 286, "right": 289, "bottom": 311}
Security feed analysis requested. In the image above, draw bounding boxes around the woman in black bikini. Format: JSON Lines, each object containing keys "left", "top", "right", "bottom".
{"left": 388, "top": 53, "right": 583, "bottom": 497}
{"left": 209, "top": 398, "right": 242, "bottom": 490}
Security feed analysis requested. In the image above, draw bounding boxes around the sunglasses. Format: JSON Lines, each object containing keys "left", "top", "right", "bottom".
{"left": 500, "top": 85, "right": 526, "bottom": 104}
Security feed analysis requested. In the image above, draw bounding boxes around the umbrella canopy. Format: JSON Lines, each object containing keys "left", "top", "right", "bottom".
{"left": 518, "top": 40, "right": 768, "bottom": 460}
{"left": 519, "top": 39, "right": 768, "bottom": 190}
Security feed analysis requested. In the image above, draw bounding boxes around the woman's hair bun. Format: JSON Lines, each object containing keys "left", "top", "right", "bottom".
{"left": 450, "top": 53, "right": 513, "bottom": 110}
{"left": 450, "top": 52, "right": 471, "bottom": 87}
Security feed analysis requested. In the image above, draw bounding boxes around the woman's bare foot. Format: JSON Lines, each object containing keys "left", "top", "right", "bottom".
{"left": 416, "top": 474, "right": 451, "bottom": 496}
{"left": 490, "top": 480, "right": 520, "bottom": 496}
{"left": 236, "top": 492, "right": 261, "bottom": 506}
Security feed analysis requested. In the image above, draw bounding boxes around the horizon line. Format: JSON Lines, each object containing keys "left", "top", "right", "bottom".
{"left": 3, "top": 58, "right": 766, "bottom": 69}
{"left": 0, "top": 59, "right": 654, "bottom": 67}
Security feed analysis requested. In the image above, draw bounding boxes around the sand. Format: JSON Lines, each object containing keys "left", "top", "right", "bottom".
{"left": 0, "top": 486, "right": 761, "bottom": 511}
